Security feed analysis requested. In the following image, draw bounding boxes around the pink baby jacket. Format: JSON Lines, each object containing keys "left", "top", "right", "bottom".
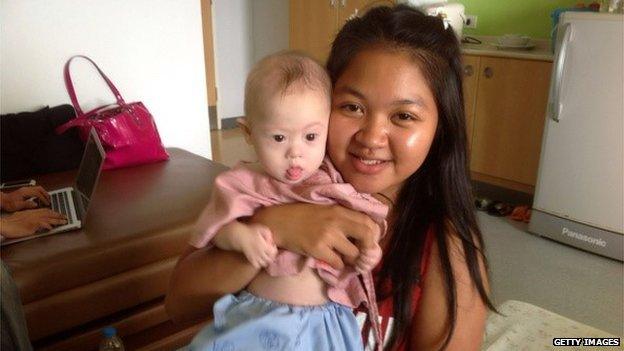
{"left": 190, "top": 157, "right": 388, "bottom": 349}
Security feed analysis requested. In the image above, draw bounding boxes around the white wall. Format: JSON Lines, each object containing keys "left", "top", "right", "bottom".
{"left": 0, "top": 0, "right": 212, "bottom": 159}
{"left": 213, "top": 0, "right": 289, "bottom": 122}
{"left": 252, "top": 0, "right": 290, "bottom": 63}
{"left": 213, "top": 0, "right": 253, "bottom": 121}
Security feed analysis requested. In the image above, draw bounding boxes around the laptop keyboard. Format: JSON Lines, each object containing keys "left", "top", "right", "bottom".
{"left": 50, "top": 192, "right": 75, "bottom": 225}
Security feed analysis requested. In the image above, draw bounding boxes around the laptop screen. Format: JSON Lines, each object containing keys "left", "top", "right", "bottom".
{"left": 75, "top": 129, "right": 106, "bottom": 202}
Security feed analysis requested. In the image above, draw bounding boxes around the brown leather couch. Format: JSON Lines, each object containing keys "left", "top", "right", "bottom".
{"left": 1, "top": 148, "right": 227, "bottom": 350}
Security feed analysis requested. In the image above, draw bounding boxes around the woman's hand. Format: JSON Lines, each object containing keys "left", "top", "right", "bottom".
{"left": 0, "top": 186, "right": 51, "bottom": 212}
{"left": 250, "top": 203, "right": 379, "bottom": 270}
{"left": 0, "top": 208, "right": 67, "bottom": 238}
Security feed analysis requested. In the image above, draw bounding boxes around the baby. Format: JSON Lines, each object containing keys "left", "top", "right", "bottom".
{"left": 186, "top": 52, "right": 386, "bottom": 351}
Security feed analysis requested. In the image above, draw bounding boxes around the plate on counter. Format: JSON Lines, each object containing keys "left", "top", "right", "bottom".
{"left": 491, "top": 41, "right": 536, "bottom": 50}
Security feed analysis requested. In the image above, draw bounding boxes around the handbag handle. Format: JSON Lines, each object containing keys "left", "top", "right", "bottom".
{"left": 64, "top": 55, "right": 126, "bottom": 116}
{"left": 55, "top": 115, "right": 94, "bottom": 134}
{"left": 54, "top": 103, "right": 120, "bottom": 135}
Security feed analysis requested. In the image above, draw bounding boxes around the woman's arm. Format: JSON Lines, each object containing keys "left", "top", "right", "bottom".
{"left": 165, "top": 244, "right": 259, "bottom": 324}
{"left": 165, "top": 203, "right": 379, "bottom": 323}
{"left": 410, "top": 233, "right": 489, "bottom": 350}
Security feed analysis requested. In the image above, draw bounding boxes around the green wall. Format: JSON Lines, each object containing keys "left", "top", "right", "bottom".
{"left": 461, "top": 0, "right": 582, "bottom": 38}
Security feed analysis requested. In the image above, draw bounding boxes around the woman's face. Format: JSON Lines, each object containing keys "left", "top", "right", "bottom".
{"left": 328, "top": 47, "right": 439, "bottom": 197}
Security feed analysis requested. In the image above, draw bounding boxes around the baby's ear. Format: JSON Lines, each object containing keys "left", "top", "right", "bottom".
{"left": 237, "top": 117, "right": 253, "bottom": 145}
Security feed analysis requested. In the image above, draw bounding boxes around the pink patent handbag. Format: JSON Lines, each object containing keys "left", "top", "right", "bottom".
{"left": 56, "top": 55, "right": 169, "bottom": 170}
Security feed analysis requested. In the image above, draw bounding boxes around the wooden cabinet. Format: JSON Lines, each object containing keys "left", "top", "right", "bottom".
{"left": 462, "top": 55, "right": 480, "bottom": 150}
{"left": 289, "top": 1, "right": 337, "bottom": 63}
{"left": 462, "top": 55, "right": 552, "bottom": 193}
{"left": 290, "top": 0, "right": 393, "bottom": 63}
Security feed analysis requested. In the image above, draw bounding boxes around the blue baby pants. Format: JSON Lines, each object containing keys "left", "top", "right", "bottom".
{"left": 185, "top": 291, "right": 363, "bottom": 351}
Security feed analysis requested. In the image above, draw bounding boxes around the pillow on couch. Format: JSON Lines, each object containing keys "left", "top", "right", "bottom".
{"left": 1, "top": 105, "right": 84, "bottom": 182}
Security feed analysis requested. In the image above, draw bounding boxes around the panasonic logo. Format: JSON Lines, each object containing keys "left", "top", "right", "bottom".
{"left": 562, "top": 227, "right": 607, "bottom": 247}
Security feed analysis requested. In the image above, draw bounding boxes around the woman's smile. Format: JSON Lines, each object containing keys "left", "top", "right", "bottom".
{"left": 349, "top": 153, "right": 391, "bottom": 174}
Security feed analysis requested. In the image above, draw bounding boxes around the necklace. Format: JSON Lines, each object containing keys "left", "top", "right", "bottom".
{"left": 376, "top": 192, "right": 395, "bottom": 206}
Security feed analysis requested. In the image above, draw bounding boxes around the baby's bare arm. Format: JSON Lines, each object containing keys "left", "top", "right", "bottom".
{"left": 212, "top": 221, "right": 246, "bottom": 251}
{"left": 213, "top": 220, "right": 278, "bottom": 269}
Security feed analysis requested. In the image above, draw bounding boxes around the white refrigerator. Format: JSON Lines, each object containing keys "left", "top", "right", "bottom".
{"left": 529, "top": 12, "right": 624, "bottom": 261}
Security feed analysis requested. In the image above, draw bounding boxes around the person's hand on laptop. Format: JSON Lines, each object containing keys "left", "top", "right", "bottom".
{"left": 0, "top": 186, "right": 51, "bottom": 212}
{"left": 0, "top": 209, "right": 67, "bottom": 239}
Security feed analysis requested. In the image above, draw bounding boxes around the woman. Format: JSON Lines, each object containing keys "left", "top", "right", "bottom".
{"left": 166, "top": 5, "right": 495, "bottom": 350}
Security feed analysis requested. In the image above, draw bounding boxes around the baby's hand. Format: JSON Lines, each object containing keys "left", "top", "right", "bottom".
{"left": 355, "top": 243, "right": 382, "bottom": 274}
{"left": 238, "top": 223, "right": 278, "bottom": 269}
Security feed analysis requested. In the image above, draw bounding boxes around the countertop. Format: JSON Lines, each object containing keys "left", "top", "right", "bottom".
{"left": 461, "top": 35, "right": 554, "bottom": 62}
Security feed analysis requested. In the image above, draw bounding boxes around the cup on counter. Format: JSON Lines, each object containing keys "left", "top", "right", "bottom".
{"left": 498, "top": 34, "right": 531, "bottom": 46}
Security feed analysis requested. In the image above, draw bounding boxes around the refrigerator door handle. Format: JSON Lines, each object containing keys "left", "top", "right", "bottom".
{"left": 549, "top": 23, "right": 573, "bottom": 122}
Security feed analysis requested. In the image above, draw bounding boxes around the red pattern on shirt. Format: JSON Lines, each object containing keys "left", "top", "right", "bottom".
{"left": 355, "top": 229, "right": 434, "bottom": 351}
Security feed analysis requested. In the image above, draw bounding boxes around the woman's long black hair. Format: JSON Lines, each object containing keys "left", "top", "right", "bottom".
{"left": 327, "top": 5, "right": 496, "bottom": 350}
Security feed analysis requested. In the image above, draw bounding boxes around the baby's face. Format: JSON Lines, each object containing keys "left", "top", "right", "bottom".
{"left": 248, "top": 89, "right": 330, "bottom": 184}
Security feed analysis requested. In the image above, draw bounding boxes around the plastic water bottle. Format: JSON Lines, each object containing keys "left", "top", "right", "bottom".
{"left": 99, "top": 326, "right": 125, "bottom": 351}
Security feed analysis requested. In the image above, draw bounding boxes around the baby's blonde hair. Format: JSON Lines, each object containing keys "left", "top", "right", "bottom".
{"left": 244, "top": 51, "right": 331, "bottom": 124}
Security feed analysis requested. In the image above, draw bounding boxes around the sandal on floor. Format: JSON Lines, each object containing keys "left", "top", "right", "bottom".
{"left": 475, "top": 197, "right": 493, "bottom": 211}
{"left": 486, "top": 201, "right": 513, "bottom": 217}
{"left": 510, "top": 205, "right": 528, "bottom": 221}
{"left": 510, "top": 205, "right": 532, "bottom": 223}
{"left": 523, "top": 208, "right": 532, "bottom": 223}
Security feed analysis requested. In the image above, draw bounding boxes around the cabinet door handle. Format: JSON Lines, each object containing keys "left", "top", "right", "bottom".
{"left": 484, "top": 66, "right": 493, "bottom": 78}
{"left": 330, "top": 0, "right": 337, "bottom": 7}
{"left": 464, "top": 65, "right": 474, "bottom": 77}
{"left": 340, "top": 0, "right": 346, "bottom": 7}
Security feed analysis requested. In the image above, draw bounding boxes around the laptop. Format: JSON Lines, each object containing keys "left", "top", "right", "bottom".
{"left": 1, "top": 128, "right": 106, "bottom": 245}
